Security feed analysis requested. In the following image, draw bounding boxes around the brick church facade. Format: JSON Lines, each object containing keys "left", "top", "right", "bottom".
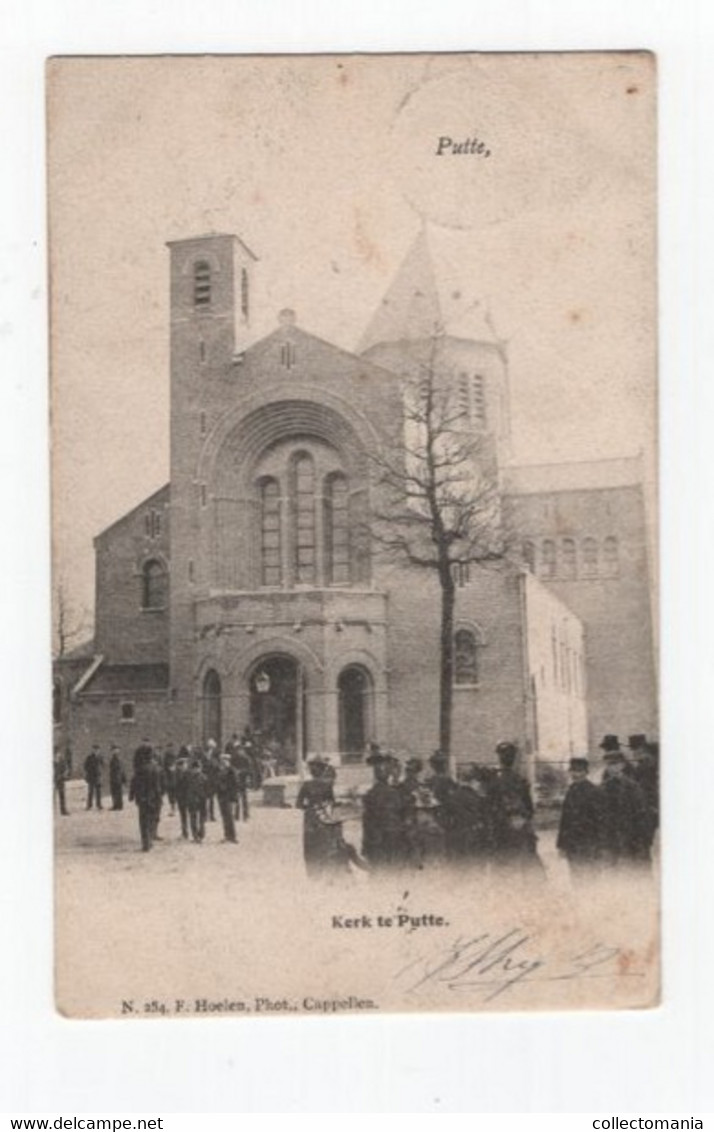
{"left": 53, "top": 231, "right": 657, "bottom": 778}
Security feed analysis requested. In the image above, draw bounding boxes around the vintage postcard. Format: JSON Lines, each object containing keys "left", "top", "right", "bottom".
{"left": 49, "top": 53, "right": 658, "bottom": 1017}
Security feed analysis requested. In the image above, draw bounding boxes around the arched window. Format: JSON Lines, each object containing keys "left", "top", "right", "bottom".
{"left": 551, "top": 626, "right": 559, "bottom": 683}
{"left": 291, "top": 453, "right": 316, "bottom": 585}
{"left": 202, "top": 669, "right": 222, "bottom": 748}
{"left": 338, "top": 665, "right": 374, "bottom": 759}
{"left": 241, "top": 267, "right": 249, "bottom": 319}
{"left": 541, "top": 539, "right": 556, "bottom": 579}
{"left": 53, "top": 679, "right": 62, "bottom": 725}
{"left": 324, "top": 473, "right": 350, "bottom": 585}
{"left": 193, "top": 260, "right": 212, "bottom": 309}
{"left": 603, "top": 536, "right": 619, "bottom": 578}
{"left": 142, "top": 559, "right": 168, "bottom": 610}
{"left": 582, "top": 537, "right": 599, "bottom": 578}
{"left": 260, "top": 477, "right": 282, "bottom": 587}
{"left": 522, "top": 540, "right": 536, "bottom": 573}
{"left": 454, "top": 628, "right": 480, "bottom": 685}
{"left": 561, "top": 538, "right": 577, "bottom": 579}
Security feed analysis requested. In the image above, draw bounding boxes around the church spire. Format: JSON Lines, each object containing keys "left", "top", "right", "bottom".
{"left": 357, "top": 227, "right": 442, "bottom": 354}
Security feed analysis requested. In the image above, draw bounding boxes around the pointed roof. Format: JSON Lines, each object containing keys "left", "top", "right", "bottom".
{"left": 357, "top": 228, "right": 443, "bottom": 353}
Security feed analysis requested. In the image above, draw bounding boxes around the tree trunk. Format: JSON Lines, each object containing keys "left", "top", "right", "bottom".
{"left": 439, "top": 564, "right": 456, "bottom": 761}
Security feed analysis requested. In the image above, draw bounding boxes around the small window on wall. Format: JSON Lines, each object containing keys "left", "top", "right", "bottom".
{"left": 454, "top": 628, "right": 480, "bottom": 686}
{"left": 142, "top": 559, "right": 168, "bottom": 610}
{"left": 193, "top": 260, "right": 211, "bottom": 309}
{"left": 120, "top": 701, "right": 135, "bottom": 723}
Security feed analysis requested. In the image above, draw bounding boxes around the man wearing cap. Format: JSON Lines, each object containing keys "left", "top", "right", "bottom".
{"left": 53, "top": 746, "right": 70, "bottom": 816}
{"left": 108, "top": 745, "right": 126, "bottom": 811}
{"left": 83, "top": 744, "right": 104, "bottom": 810}
{"left": 361, "top": 750, "right": 407, "bottom": 870}
{"left": 599, "top": 736, "right": 651, "bottom": 866}
{"left": 556, "top": 757, "right": 604, "bottom": 879}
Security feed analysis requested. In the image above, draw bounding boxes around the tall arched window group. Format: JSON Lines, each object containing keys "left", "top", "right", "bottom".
{"left": 522, "top": 536, "right": 620, "bottom": 581}
{"left": 257, "top": 449, "right": 353, "bottom": 588}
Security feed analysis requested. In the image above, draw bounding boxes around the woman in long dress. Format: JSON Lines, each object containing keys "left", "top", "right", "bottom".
{"left": 296, "top": 758, "right": 363, "bottom": 879}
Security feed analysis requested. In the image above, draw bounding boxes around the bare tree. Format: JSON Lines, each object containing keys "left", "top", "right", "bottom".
{"left": 368, "top": 331, "right": 509, "bottom": 759}
{"left": 53, "top": 581, "right": 91, "bottom": 659}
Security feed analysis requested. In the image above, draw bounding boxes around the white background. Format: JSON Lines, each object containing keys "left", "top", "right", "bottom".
{"left": 0, "top": 0, "right": 712, "bottom": 1114}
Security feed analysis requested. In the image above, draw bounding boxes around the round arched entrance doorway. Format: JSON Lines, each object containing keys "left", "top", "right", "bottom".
{"left": 249, "top": 655, "right": 307, "bottom": 774}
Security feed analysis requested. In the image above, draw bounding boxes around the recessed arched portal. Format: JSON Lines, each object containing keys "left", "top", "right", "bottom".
{"left": 338, "top": 664, "right": 374, "bottom": 762}
{"left": 249, "top": 654, "right": 307, "bottom": 773}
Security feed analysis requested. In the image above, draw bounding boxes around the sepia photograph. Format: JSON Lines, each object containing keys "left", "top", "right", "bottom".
{"left": 49, "top": 52, "right": 658, "bottom": 1018}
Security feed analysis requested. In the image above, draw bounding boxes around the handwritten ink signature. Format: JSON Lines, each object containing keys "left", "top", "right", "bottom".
{"left": 393, "top": 931, "right": 642, "bottom": 1002}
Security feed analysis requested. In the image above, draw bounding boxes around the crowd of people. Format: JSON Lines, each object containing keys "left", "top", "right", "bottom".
{"left": 53, "top": 728, "right": 659, "bottom": 881}
{"left": 53, "top": 728, "right": 266, "bottom": 851}
{"left": 295, "top": 733, "right": 659, "bottom": 883}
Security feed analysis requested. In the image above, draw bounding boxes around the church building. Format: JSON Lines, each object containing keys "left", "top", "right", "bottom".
{"left": 53, "top": 231, "right": 657, "bottom": 779}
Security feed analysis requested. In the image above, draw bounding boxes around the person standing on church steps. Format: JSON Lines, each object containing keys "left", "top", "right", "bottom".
{"left": 128, "top": 752, "right": 163, "bottom": 852}
{"left": 108, "top": 745, "right": 126, "bottom": 811}
{"left": 83, "top": 744, "right": 104, "bottom": 810}
{"left": 556, "top": 757, "right": 604, "bottom": 879}
{"left": 216, "top": 752, "right": 239, "bottom": 844}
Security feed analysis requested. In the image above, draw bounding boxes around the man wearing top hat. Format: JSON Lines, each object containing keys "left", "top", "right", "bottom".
{"left": 556, "top": 757, "right": 604, "bottom": 878}
{"left": 598, "top": 735, "right": 651, "bottom": 866}
{"left": 627, "top": 734, "right": 659, "bottom": 852}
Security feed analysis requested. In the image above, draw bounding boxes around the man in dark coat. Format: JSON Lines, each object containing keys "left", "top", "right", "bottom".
{"left": 129, "top": 755, "right": 163, "bottom": 852}
{"left": 174, "top": 750, "right": 191, "bottom": 839}
{"left": 599, "top": 743, "right": 652, "bottom": 867}
{"left": 216, "top": 752, "right": 239, "bottom": 843}
{"left": 108, "top": 745, "right": 126, "bottom": 810}
{"left": 53, "top": 746, "right": 69, "bottom": 815}
{"left": 628, "top": 734, "right": 659, "bottom": 852}
{"left": 491, "top": 741, "right": 544, "bottom": 873}
{"left": 361, "top": 752, "right": 406, "bottom": 870}
{"left": 83, "top": 745, "right": 104, "bottom": 810}
{"left": 557, "top": 756, "right": 604, "bottom": 879}
{"left": 133, "top": 738, "right": 154, "bottom": 773}
{"left": 186, "top": 758, "right": 208, "bottom": 843}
